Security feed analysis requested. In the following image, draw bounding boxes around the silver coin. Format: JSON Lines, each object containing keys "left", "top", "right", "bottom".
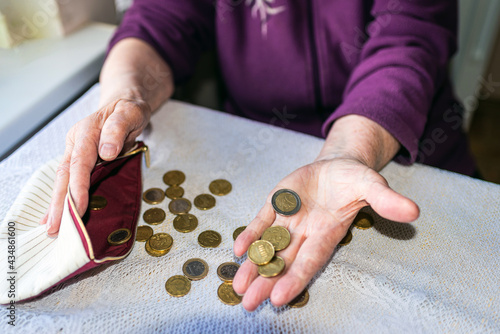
{"left": 271, "top": 189, "right": 301, "bottom": 216}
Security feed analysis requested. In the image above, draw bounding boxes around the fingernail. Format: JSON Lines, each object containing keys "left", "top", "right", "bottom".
{"left": 100, "top": 144, "right": 118, "bottom": 159}
{"left": 45, "top": 218, "right": 52, "bottom": 234}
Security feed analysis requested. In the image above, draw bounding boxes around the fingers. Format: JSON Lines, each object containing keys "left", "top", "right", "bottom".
{"left": 234, "top": 228, "right": 306, "bottom": 311}
{"left": 270, "top": 227, "right": 341, "bottom": 306}
{"left": 366, "top": 179, "right": 420, "bottom": 223}
{"left": 45, "top": 140, "right": 74, "bottom": 237}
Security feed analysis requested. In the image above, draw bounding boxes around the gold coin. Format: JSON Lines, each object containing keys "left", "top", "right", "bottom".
{"left": 258, "top": 256, "right": 285, "bottom": 278}
{"left": 149, "top": 232, "right": 173, "bottom": 251}
{"left": 248, "top": 240, "right": 274, "bottom": 265}
{"left": 182, "top": 258, "right": 209, "bottom": 281}
{"left": 168, "top": 198, "right": 192, "bottom": 214}
{"left": 354, "top": 212, "right": 374, "bottom": 230}
{"left": 198, "top": 230, "right": 222, "bottom": 248}
{"left": 217, "top": 282, "right": 242, "bottom": 306}
{"left": 143, "top": 208, "right": 166, "bottom": 225}
{"left": 261, "top": 226, "right": 291, "bottom": 251}
{"left": 145, "top": 239, "right": 169, "bottom": 257}
{"left": 339, "top": 229, "right": 352, "bottom": 246}
{"left": 89, "top": 195, "right": 107, "bottom": 210}
{"left": 173, "top": 214, "right": 198, "bottom": 233}
{"left": 272, "top": 189, "right": 301, "bottom": 216}
{"left": 217, "top": 262, "right": 240, "bottom": 282}
{"left": 163, "top": 170, "right": 186, "bottom": 186}
{"left": 233, "top": 226, "right": 246, "bottom": 241}
{"left": 209, "top": 179, "right": 232, "bottom": 196}
{"left": 142, "top": 188, "right": 165, "bottom": 205}
{"left": 107, "top": 228, "right": 132, "bottom": 246}
{"left": 136, "top": 225, "right": 153, "bottom": 242}
{"left": 165, "top": 186, "right": 184, "bottom": 199}
{"left": 193, "top": 194, "right": 216, "bottom": 210}
{"left": 288, "top": 289, "right": 309, "bottom": 308}
{"left": 165, "top": 275, "right": 191, "bottom": 297}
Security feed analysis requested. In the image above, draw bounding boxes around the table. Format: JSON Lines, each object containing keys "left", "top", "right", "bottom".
{"left": 0, "top": 23, "right": 115, "bottom": 159}
{"left": 0, "top": 85, "right": 499, "bottom": 333}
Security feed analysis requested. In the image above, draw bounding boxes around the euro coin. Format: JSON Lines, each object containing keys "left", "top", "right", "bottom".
{"left": 145, "top": 239, "right": 169, "bottom": 257}
{"left": 182, "top": 258, "right": 209, "bottom": 281}
{"left": 142, "top": 188, "right": 165, "bottom": 205}
{"left": 169, "top": 198, "right": 192, "bottom": 214}
{"left": 339, "top": 229, "right": 352, "bottom": 246}
{"left": 233, "top": 226, "right": 246, "bottom": 241}
{"left": 217, "top": 262, "right": 240, "bottom": 282}
{"left": 165, "top": 186, "right": 184, "bottom": 199}
{"left": 136, "top": 225, "right": 153, "bottom": 242}
{"left": 163, "top": 170, "right": 185, "bottom": 186}
{"left": 165, "top": 275, "right": 191, "bottom": 297}
{"left": 194, "top": 194, "right": 216, "bottom": 210}
{"left": 209, "top": 179, "right": 232, "bottom": 196}
{"left": 107, "top": 228, "right": 132, "bottom": 246}
{"left": 248, "top": 240, "right": 274, "bottom": 265}
{"left": 173, "top": 214, "right": 198, "bottom": 233}
{"left": 288, "top": 289, "right": 309, "bottom": 308}
{"left": 149, "top": 233, "right": 173, "bottom": 252}
{"left": 89, "top": 195, "right": 107, "bottom": 210}
{"left": 258, "top": 256, "right": 285, "bottom": 278}
{"left": 198, "top": 230, "right": 222, "bottom": 248}
{"left": 217, "top": 282, "right": 242, "bottom": 305}
{"left": 261, "top": 226, "right": 290, "bottom": 251}
{"left": 143, "top": 208, "right": 166, "bottom": 225}
{"left": 354, "top": 212, "right": 374, "bottom": 230}
{"left": 272, "top": 189, "right": 301, "bottom": 216}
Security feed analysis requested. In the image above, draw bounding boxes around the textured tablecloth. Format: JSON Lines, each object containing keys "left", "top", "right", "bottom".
{"left": 1, "top": 85, "right": 499, "bottom": 333}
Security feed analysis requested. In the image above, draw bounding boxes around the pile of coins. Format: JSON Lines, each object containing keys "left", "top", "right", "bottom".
{"left": 137, "top": 170, "right": 233, "bottom": 256}
{"left": 248, "top": 226, "right": 290, "bottom": 278}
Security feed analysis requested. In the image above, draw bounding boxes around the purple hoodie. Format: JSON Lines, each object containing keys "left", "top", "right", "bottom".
{"left": 109, "top": 0, "right": 476, "bottom": 175}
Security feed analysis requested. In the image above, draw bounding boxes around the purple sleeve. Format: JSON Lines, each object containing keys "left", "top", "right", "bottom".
{"left": 108, "top": 0, "right": 215, "bottom": 84}
{"left": 321, "top": 0, "right": 457, "bottom": 163}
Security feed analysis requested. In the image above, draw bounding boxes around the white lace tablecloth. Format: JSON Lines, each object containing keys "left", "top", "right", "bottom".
{"left": 1, "top": 85, "right": 499, "bottom": 333}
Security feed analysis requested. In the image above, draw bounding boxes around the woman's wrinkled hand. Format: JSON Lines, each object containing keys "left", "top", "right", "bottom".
{"left": 40, "top": 98, "right": 151, "bottom": 237}
{"left": 233, "top": 156, "right": 419, "bottom": 311}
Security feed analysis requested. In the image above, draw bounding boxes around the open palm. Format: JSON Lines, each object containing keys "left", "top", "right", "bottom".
{"left": 233, "top": 157, "right": 419, "bottom": 311}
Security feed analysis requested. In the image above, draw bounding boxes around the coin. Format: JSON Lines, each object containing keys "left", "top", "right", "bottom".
{"left": 258, "top": 256, "right": 285, "bottom": 278}
{"left": 354, "top": 212, "right": 374, "bottom": 230}
{"left": 194, "top": 194, "right": 216, "bottom": 210}
{"left": 272, "top": 189, "right": 301, "bottom": 216}
{"left": 169, "top": 198, "right": 192, "bottom": 214}
{"left": 248, "top": 240, "right": 274, "bottom": 265}
{"left": 107, "top": 228, "right": 132, "bottom": 246}
{"left": 217, "top": 262, "right": 240, "bottom": 282}
{"left": 145, "top": 239, "right": 169, "bottom": 257}
{"left": 143, "top": 208, "right": 166, "bottom": 225}
{"left": 182, "top": 258, "right": 209, "bottom": 281}
{"left": 173, "top": 214, "right": 198, "bottom": 233}
{"left": 338, "top": 229, "right": 352, "bottom": 246}
{"left": 209, "top": 179, "right": 232, "bottom": 196}
{"left": 163, "top": 170, "right": 186, "bottom": 186}
{"left": 261, "top": 226, "right": 291, "bottom": 251}
{"left": 165, "top": 186, "right": 184, "bottom": 199}
{"left": 136, "top": 225, "right": 153, "bottom": 242}
{"left": 142, "top": 188, "right": 165, "bottom": 205}
{"left": 198, "top": 230, "right": 222, "bottom": 248}
{"left": 233, "top": 226, "right": 246, "bottom": 241}
{"left": 288, "top": 289, "right": 309, "bottom": 308}
{"left": 165, "top": 275, "right": 191, "bottom": 297}
{"left": 217, "top": 282, "right": 242, "bottom": 306}
{"left": 89, "top": 195, "right": 107, "bottom": 210}
{"left": 149, "top": 233, "right": 173, "bottom": 251}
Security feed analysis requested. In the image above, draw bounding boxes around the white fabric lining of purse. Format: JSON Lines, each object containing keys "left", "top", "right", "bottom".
{"left": 0, "top": 158, "right": 134, "bottom": 303}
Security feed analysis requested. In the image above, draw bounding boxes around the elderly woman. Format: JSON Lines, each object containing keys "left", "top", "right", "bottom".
{"left": 42, "top": 0, "right": 475, "bottom": 311}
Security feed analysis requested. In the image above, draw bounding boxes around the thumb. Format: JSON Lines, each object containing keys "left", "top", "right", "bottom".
{"left": 365, "top": 179, "right": 420, "bottom": 223}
